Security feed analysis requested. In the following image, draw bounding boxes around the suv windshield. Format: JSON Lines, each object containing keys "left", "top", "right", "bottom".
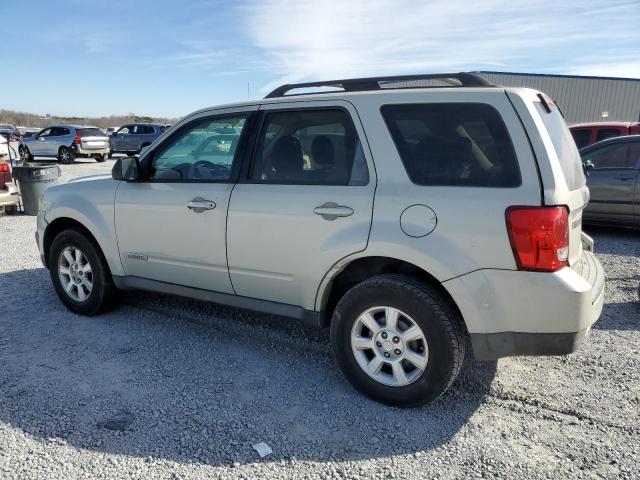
{"left": 535, "top": 102, "right": 585, "bottom": 190}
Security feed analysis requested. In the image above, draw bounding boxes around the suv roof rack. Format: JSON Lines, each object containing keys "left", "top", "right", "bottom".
{"left": 264, "top": 72, "right": 494, "bottom": 98}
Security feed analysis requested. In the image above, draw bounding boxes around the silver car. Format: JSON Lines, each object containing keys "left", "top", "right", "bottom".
{"left": 36, "top": 73, "right": 604, "bottom": 407}
{"left": 22, "top": 125, "right": 110, "bottom": 164}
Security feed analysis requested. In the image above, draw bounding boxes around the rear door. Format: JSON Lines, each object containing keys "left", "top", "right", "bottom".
{"left": 226, "top": 101, "right": 375, "bottom": 310}
{"left": 582, "top": 141, "right": 638, "bottom": 223}
{"left": 510, "top": 90, "right": 588, "bottom": 266}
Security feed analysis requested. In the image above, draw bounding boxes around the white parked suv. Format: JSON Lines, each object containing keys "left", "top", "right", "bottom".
{"left": 36, "top": 73, "right": 604, "bottom": 407}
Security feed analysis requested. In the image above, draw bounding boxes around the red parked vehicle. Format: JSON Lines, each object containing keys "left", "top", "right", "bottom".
{"left": 569, "top": 121, "right": 640, "bottom": 149}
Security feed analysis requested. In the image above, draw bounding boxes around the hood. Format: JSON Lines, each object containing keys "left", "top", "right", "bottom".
{"left": 67, "top": 173, "right": 112, "bottom": 184}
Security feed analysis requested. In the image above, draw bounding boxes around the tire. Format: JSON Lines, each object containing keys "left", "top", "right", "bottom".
{"left": 5, "top": 205, "right": 18, "bottom": 215}
{"left": 58, "top": 146, "right": 75, "bottom": 164}
{"left": 330, "top": 274, "right": 465, "bottom": 407}
{"left": 19, "top": 146, "right": 32, "bottom": 162}
{"left": 95, "top": 154, "right": 106, "bottom": 162}
{"left": 49, "top": 228, "right": 120, "bottom": 315}
{"left": 108, "top": 149, "right": 113, "bottom": 159}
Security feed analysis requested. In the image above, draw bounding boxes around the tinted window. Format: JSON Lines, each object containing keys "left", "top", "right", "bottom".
{"left": 78, "top": 128, "right": 106, "bottom": 137}
{"left": 534, "top": 102, "right": 586, "bottom": 190}
{"left": 571, "top": 129, "right": 590, "bottom": 149}
{"left": 137, "top": 125, "right": 155, "bottom": 134}
{"left": 595, "top": 128, "right": 621, "bottom": 142}
{"left": 251, "top": 109, "right": 368, "bottom": 186}
{"left": 628, "top": 142, "right": 640, "bottom": 168}
{"left": 150, "top": 115, "right": 246, "bottom": 181}
{"left": 582, "top": 143, "right": 631, "bottom": 169}
{"left": 381, "top": 103, "right": 520, "bottom": 187}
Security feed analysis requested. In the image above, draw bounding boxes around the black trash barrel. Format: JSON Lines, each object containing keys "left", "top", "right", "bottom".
{"left": 12, "top": 164, "right": 61, "bottom": 215}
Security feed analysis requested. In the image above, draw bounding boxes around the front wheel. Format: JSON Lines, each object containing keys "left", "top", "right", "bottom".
{"left": 330, "top": 274, "right": 465, "bottom": 407}
{"left": 49, "top": 228, "right": 120, "bottom": 315}
{"left": 58, "top": 146, "right": 75, "bottom": 164}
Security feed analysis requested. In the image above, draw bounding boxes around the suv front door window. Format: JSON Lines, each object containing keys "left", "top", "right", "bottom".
{"left": 227, "top": 103, "right": 375, "bottom": 308}
{"left": 114, "top": 112, "right": 254, "bottom": 293}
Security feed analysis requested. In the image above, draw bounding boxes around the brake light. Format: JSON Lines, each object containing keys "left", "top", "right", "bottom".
{"left": 73, "top": 132, "right": 81, "bottom": 144}
{"left": 0, "top": 162, "right": 12, "bottom": 185}
{"left": 505, "top": 206, "right": 569, "bottom": 272}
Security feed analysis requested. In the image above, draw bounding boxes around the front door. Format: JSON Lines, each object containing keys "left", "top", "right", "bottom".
{"left": 227, "top": 101, "right": 376, "bottom": 310}
{"left": 31, "top": 128, "right": 51, "bottom": 155}
{"left": 114, "top": 109, "right": 255, "bottom": 293}
{"left": 112, "top": 125, "right": 133, "bottom": 152}
{"left": 583, "top": 141, "right": 639, "bottom": 223}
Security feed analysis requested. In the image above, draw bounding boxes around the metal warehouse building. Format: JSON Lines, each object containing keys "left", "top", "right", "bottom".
{"left": 476, "top": 71, "right": 640, "bottom": 125}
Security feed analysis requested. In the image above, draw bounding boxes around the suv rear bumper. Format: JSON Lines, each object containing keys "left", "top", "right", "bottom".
{"left": 0, "top": 183, "right": 20, "bottom": 210}
{"left": 443, "top": 249, "right": 605, "bottom": 360}
{"left": 74, "top": 145, "right": 109, "bottom": 157}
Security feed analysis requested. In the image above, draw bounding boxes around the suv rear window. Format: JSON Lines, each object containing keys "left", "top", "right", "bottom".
{"left": 381, "top": 103, "right": 521, "bottom": 187}
{"left": 77, "top": 128, "right": 105, "bottom": 137}
{"left": 534, "top": 102, "right": 586, "bottom": 190}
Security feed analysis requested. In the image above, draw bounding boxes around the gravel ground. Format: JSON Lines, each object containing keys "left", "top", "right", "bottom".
{"left": 0, "top": 158, "right": 639, "bottom": 479}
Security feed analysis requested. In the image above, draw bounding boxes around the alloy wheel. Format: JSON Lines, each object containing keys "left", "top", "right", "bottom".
{"left": 58, "top": 246, "right": 93, "bottom": 302}
{"left": 350, "top": 306, "right": 429, "bottom": 387}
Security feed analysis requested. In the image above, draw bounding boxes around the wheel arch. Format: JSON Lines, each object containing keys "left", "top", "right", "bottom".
{"left": 43, "top": 212, "right": 124, "bottom": 276}
{"left": 316, "top": 255, "right": 467, "bottom": 331}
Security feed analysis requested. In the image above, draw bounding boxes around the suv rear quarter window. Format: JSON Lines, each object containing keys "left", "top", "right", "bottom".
{"left": 381, "top": 103, "right": 521, "bottom": 187}
{"left": 534, "top": 102, "right": 586, "bottom": 190}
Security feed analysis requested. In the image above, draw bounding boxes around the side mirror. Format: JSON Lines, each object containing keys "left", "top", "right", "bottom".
{"left": 112, "top": 157, "right": 140, "bottom": 181}
{"left": 582, "top": 160, "right": 594, "bottom": 176}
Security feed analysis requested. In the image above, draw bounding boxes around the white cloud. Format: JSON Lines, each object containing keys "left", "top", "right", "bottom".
{"left": 245, "top": 0, "right": 640, "bottom": 91}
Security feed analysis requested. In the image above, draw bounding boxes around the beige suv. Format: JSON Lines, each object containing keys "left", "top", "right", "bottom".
{"left": 36, "top": 73, "right": 604, "bottom": 407}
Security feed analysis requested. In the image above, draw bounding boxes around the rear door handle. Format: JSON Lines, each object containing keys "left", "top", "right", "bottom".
{"left": 313, "top": 202, "right": 354, "bottom": 220}
{"left": 186, "top": 198, "right": 216, "bottom": 212}
{"left": 614, "top": 176, "right": 635, "bottom": 180}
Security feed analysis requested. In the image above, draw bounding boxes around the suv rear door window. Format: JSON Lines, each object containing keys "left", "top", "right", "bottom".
{"left": 381, "top": 103, "right": 520, "bottom": 187}
{"left": 534, "top": 102, "right": 586, "bottom": 190}
{"left": 250, "top": 109, "right": 369, "bottom": 186}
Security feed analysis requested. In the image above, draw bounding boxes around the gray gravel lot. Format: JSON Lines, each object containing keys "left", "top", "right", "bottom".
{"left": 0, "top": 158, "right": 639, "bottom": 479}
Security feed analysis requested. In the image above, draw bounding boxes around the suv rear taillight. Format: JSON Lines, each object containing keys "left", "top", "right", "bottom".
{"left": 73, "top": 132, "right": 82, "bottom": 145}
{"left": 505, "top": 206, "right": 569, "bottom": 272}
{"left": 0, "top": 162, "right": 12, "bottom": 186}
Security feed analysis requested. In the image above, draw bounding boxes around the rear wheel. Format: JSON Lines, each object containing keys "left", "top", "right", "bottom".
{"left": 330, "top": 274, "right": 465, "bottom": 407}
{"left": 58, "top": 146, "right": 75, "bottom": 164}
{"left": 19, "top": 146, "right": 31, "bottom": 162}
{"left": 49, "top": 228, "right": 120, "bottom": 315}
{"left": 95, "top": 154, "right": 106, "bottom": 162}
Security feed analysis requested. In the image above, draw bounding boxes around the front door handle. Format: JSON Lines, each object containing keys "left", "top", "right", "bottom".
{"left": 186, "top": 198, "right": 216, "bottom": 212}
{"left": 313, "top": 202, "right": 354, "bottom": 220}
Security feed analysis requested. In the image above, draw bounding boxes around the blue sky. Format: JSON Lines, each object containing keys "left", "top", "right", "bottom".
{"left": 1, "top": 0, "right": 638, "bottom": 118}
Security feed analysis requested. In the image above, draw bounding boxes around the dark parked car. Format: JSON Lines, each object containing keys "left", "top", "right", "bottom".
{"left": 581, "top": 135, "right": 640, "bottom": 226}
{"left": 571, "top": 122, "right": 640, "bottom": 149}
{"left": 109, "top": 123, "right": 169, "bottom": 156}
